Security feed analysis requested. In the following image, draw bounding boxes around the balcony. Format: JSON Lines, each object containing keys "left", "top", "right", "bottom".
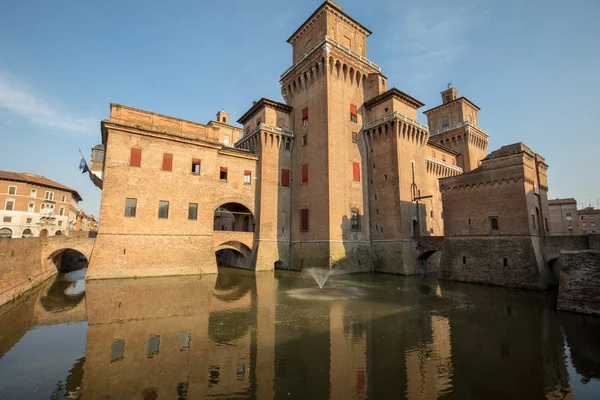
{"left": 429, "top": 121, "right": 488, "bottom": 137}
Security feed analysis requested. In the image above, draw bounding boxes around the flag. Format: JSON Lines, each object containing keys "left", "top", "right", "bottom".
{"left": 79, "top": 157, "right": 89, "bottom": 174}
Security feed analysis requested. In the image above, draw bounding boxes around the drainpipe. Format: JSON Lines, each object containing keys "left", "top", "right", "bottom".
{"left": 288, "top": 137, "right": 295, "bottom": 270}
{"left": 363, "top": 131, "right": 374, "bottom": 273}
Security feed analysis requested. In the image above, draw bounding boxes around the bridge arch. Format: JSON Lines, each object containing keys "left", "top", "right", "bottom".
{"left": 214, "top": 202, "right": 255, "bottom": 232}
{"left": 47, "top": 248, "right": 90, "bottom": 273}
{"left": 42, "top": 237, "right": 95, "bottom": 274}
{"left": 215, "top": 241, "right": 253, "bottom": 270}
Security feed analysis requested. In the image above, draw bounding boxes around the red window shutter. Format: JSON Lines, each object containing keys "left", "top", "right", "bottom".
{"left": 350, "top": 104, "right": 357, "bottom": 116}
{"left": 162, "top": 153, "right": 173, "bottom": 171}
{"left": 301, "top": 164, "right": 308, "bottom": 183}
{"left": 352, "top": 162, "right": 360, "bottom": 182}
{"left": 220, "top": 167, "right": 228, "bottom": 173}
{"left": 301, "top": 209, "right": 309, "bottom": 231}
{"left": 244, "top": 170, "right": 251, "bottom": 176}
{"left": 281, "top": 169, "right": 290, "bottom": 187}
{"left": 302, "top": 107, "right": 308, "bottom": 121}
{"left": 192, "top": 158, "right": 201, "bottom": 164}
{"left": 130, "top": 148, "right": 142, "bottom": 167}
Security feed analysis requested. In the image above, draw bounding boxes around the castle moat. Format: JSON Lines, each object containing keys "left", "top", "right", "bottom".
{"left": 1, "top": 268, "right": 599, "bottom": 399}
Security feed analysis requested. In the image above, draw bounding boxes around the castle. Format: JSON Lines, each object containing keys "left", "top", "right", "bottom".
{"left": 87, "top": 1, "right": 554, "bottom": 280}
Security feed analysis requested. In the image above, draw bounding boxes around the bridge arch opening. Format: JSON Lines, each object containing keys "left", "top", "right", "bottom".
{"left": 47, "top": 248, "right": 89, "bottom": 274}
{"left": 548, "top": 257, "right": 560, "bottom": 287}
{"left": 0, "top": 227, "right": 13, "bottom": 239}
{"left": 214, "top": 203, "right": 255, "bottom": 232}
{"left": 215, "top": 241, "right": 252, "bottom": 270}
{"left": 417, "top": 250, "right": 441, "bottom": 273}
{"left": 40, "top": 229, "right": 48, "bottom": 237}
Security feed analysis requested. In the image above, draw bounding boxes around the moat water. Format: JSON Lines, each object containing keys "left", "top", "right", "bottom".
{"left": 0, "top": 267, "right": 599, "bottom": 399}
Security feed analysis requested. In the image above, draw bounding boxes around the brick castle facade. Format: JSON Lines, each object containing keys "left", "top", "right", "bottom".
{"left": 87, "top": 1, "right": 560, "bottom": 280}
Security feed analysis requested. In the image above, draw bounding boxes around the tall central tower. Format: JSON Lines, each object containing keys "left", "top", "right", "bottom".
{"left": 280, "top": 1, "right": 386, "bottom": 270}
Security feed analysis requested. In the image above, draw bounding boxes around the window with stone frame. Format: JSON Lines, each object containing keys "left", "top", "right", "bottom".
{"left": 125, "top": 198, "right": 137, "bottom": 217}
{"left": 158, "top": 201, "right": 169, "bottom": 219}
{"left": 8, "top": 186, "right": 16, "bottom": 195}
{"left": 4, "top": 199, "right": 14, "bottom": 211}
{"left": 490, "top": 216, "right": 499, "bottom": 231}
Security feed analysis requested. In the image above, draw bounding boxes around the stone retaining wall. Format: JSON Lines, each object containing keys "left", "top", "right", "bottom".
{"left": 557, "top": 250, "right": 600, "bottom": 316}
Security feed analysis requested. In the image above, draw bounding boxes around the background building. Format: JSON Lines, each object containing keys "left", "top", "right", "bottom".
{"left": 75, "top": 210, "right": 98, "bottom": 233}
{"left": 578, "top": 207, "right": 600, "bottom": 235}
{"left": 548, "top": 198, "right": 579, "bottom": 235}
{"left": 0, "top": 171, "right": 82, "bottom": 238}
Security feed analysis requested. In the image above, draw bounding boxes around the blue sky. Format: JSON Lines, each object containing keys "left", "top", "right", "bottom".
{"left": 1, "top": 0, "right": 599, "bottom": 217}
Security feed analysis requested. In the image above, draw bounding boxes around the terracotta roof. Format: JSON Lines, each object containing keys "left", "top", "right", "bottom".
{"left": 364, "top": 88, "right": 425, "bottom": 110}
{"left": 237, "top": 98, "right": 293, "bottom": 124}
{"left": 548, "top": 198, "right": 577, "bottom": 205}
{"left": 422, "top": 96, "right": 481, "bottom": 115}
{"left": 0, "top": 170, "right": 82, "bottom": 201}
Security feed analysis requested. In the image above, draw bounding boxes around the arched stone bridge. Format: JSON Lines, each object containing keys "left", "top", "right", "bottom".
{"left": 41, "top": 236, "right": 95, "bottom": 271}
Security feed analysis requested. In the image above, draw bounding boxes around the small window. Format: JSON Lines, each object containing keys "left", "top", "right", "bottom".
{"left": 59, "top": 207, "right": 65, "bottom": 216}
{"left": 351, "top": 210, "right": 360, "bottom": 231}
{"left": 3, "top": 216, "right": 12, "bottom": 223}
{"left": 177, "top": 382, "right": 189, "bottom": 398}
{"left": 58, "top": 221, "right": 63, "bottom": 226}
{"left": 130, "top": 148, "right": 142, "bottom": 167}
{"left": 301, "top": 164, "right": 308, "bottom": 184}
{"left": 180, "top": 330, "right": 191, "bottom": 351}
{"left": 462, "top": 256, "right": 466, "bottom": 264}
{"left": 442, "top": 123, "right": 449, "bottom": 129}
{"left": 384, "top": 174, "right": 388, "bottom": 181}
{"left": 5, "top": 200, "right": 15, "bottom": 211}
{"left": 30, "top": 189, "right": 37, "bottom": 198}
{"left": 111, "top": 340, "right": 125, "bottom": 362}
{"left": 45, "top": 191, "right": 54, "bottom": 200}
{"left": 352, "top": 132, "right": 358, "bottom": 143}
{"left": 244, "top": 170, "right": 252, "bottom": 185}
{"left": 503, "top": 258, "right": 508, "bottom": 267}
{"left": 158, "top": 201, "right": 169, "bottom": 219}
{"left": 8, "top": 186, "right": 16, "bottom": 195}
{"left": 26, "top": 218, "right": 32, "bottom": 224}
{"left": 350, "top": 104, "right": 358, "bottom": 123}
{"left": 302, "top": 107, "right": 308, "bottom": 125}
{"left": 303, "top": 134, "right": 307, "bottom": 146}
{"left": 188, "top": 203, "right": 198, "bottom": 220}
{"left": 352, "top": 162, "right": 360, "bottom": 182}
{"left": 223, "top": 134, "right": 230, "bottom": 145}
{"left": 220, "top": 167, "right": 228, "bottom": 181}
{"left": 300, "top": 209, "right": 309, "bottom": 232}
{"left": 222, "top": 117, "right": 227, "bottom": 123}
{"left": 545, "top": 218, "right": 549, "bottom": 232}
{"left": 61, "top": 195, "right": 66, "bottom": 202}
{"left": 285, "top": 141, "right": 291, "bottom": 151}
{"left": 191, "top": 158, "right": 201, "bottom": 174}
{"left": 490, "top": 217, "right": 499, "bottom": 231}
{"left": 147, "top": 335, "right": 160, "bottom": 358}
{"left": 281, "top": 169, "right": 290, "bottom": 187}
{"left": 125, "top": 198, "right": 137, "bottom": 217}
{"left": 162, "top": 153, "right": 173, "bottom": 171}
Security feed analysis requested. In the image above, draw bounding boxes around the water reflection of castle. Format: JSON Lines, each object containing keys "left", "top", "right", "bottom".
{"left": 38, "top": 271, "right": 590, "bottom": 399}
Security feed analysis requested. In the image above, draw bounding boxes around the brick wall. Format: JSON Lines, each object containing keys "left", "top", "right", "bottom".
{"left": 557, "top": 250, "right": 600, "bottom": 316}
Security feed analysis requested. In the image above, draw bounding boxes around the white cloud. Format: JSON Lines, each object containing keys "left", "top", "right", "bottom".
{"left": 0, "top": 73, "right": 97, "bottom": 135}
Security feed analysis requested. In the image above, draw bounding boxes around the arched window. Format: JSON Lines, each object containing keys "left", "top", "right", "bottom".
{"left": 22, "top": 228, "right": 33, "bottom": 238}
{"left": 55, "top": 230, "right": 62, "bottom": 236}
{"left": 0, "top": 228, "right": 12, "bottom": 239}
{"left": 490, "top": 217, "right": 499, "bottom": 231}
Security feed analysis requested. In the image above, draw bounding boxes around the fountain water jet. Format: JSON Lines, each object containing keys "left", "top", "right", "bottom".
{"left": 306, "top": 268, "right": 334, "bottom": 289}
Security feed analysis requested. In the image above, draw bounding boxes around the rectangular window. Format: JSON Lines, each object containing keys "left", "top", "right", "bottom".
{"left": 301, "top": 164, "right": 308, "bottom": 183}
{"left": 220, "top": 167, "right": 228, "bottom": 181}
{"left": 58, "top": 221, "right": 63, "bottom": 226}
{"left": 244, "top": 170, "right": 252, "bottom": 185}
{"left": 302, "top": 134, "right": 307, "bottom": 146}
{"left": 442, "top": 123, "right": 449, "bottom": 129}
{"left": 5, "top": 200, "right": 14, "bottom": 211}
{"left": 350, "top": 104, "right": 357, "bottom": 123}
{"left": 130, "top": 148, "right": 142, "bottom": 167}
{"left": 61, "top": 195, "right": 66, "bottom": 202}
{"left": 125, "top": 198, "right": 137, "bottom": 217}
{"left": 352, "top": 132, "right": 358, "bottom": 143}
{"left": 191, "top": 158, "right": 201, "bottom": 174}
{"left": 30, "top": 189, "right": 37, "bottom": 198}
{"left": 3, "top": 216, "right": 11, "bottom": 223}
{"left": 352, "top": 162, "right": 360, "bottom": 182}
{"left": 45, "top": 191, "right": 54, "bottom": 200}
{"left": 188, "top": 203, "right": 198, "bottom": 220}
{"left": 59, "top": 207, "right": 65, "bottom": 216}
{"left": 111, "top": 340, "right": 125, "bottom": 363}
{"left": 8, "top": 186, "right": 16, "bottom": 195}
{"left": 351, "top": 210, "right": 360, "bottom": 231}
{"left": 281, "top": 169, "right": 290, "bottom": 187}
{"left": 285, "top": 141, "right": 291, "bottom": 151}
{"left": 26, "top": 218, "right": 32, "bottom": 224}
{"left": 158, "top": 201, "right": 169, "bottom": 219}
{"left": 162, "top": 153, "right": 173, "bottom": 171}
{"left": 300, "top": 209, "right": 309, "bottom": 232}
{"left": 177, "top": 382, "right": 189, "bottom": 398}
{"left": 180, "top": 330, "right": 191, "bottom": 351}
{"left": 93, "top": 151, "right": 105, "bottom": 161}
{"left": 147, "top": 335, "right": 160, "bottom": 358}
{"left": 224, "top": 134, "right": 230, "bottom": 145}
{"left": 302, "top": 107, "right": 308, "bottom": 125}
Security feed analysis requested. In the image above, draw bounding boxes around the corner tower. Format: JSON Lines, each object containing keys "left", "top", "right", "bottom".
{"left": 280, "top": 1, "right": 384, "bottom": 270}
{"left": 424, "top": 86, "right": 488, "bottom": 172}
